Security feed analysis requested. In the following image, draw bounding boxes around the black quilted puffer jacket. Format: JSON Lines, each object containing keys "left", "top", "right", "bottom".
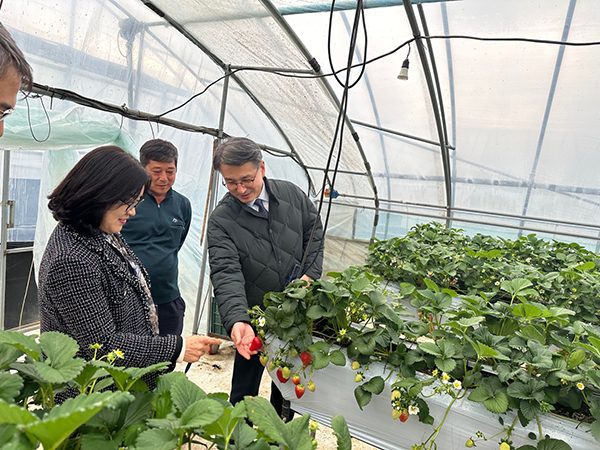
{"left": 207, "top": 177, "right": 324, "bottom": 335}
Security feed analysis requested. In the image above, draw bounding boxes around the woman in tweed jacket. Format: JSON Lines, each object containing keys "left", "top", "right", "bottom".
{"left": 38, "top": 146, "right": 220, "bottom": 390}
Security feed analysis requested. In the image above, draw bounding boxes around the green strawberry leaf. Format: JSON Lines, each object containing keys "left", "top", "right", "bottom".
{"left": 0, "top": 331, "right": 40, "bottom": 360}
{"left": 484, "top": 391, "right": 509, "bottom": 414}
{"left": 312, "top": 352, "right": 330, "bottom": 370}
{"left": 179, "top": 398, "right": 224, "bottom": 428}
{"left": 0, "top": 399, "right": 39, "bottom": 425}
{"left": 329, "top": 350, "right": 346, "bottom": 366}
{"left": 361, "top": 376, "right": 384, "bottom": 395}
{"left": 170, "top": 377, "right": 207, "bottom": 414}
{"left": 468, "top": 386, "right": 491, "bottom": 402}
{"left": 353, "top": 386, "right": 372, "bottom": 410}
{"left": 418, "top": 342, "right": 441, "bottom": 356}
{"left": 38, "top": 332, "right": 79, "bottom": 366}
{"left": 134, "top": 428, "right": 178, "bottom": 450}
{"left": 537, "top": 437, "right": 574, "bottom": 450}
{"left": 331, "top": 415, "right": 352, "bottom": 450}
{"left": 0, "top": 372, "right": 23, "bottom": 402}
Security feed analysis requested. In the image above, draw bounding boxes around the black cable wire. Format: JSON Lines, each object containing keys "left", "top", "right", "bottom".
{"left": 155, "top": 34, "right": 600, "bottom": 120}
{"left": 299, "top": 0, "right": 367, "bottom": 276}
{"left": 25, "top": 95, "right": 51, "bottom": 143}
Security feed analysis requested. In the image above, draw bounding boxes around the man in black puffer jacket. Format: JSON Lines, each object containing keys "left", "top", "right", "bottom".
{"left": 207, "top": 137, "right": 324, "bottom": 418}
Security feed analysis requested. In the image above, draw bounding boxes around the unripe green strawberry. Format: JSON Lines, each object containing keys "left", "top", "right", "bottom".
{"left": 259, "top": 354, "right": 269, "bottom": 366}
{"left": 391, "top": 390, "right": 401, "bottom": 401}
{"left": 354, "top": 373, "right": 363, "bottom": 382}
{"left": 351, "top": 361, "right": 360, "bottom": 370}
{"left": 290, "top": 348, "right": 298, "bottom": 357}
{"left": 465, "top": 439, "right": 475, "bottom": 448}
{"left": 392, "top": 408, "right": 401, "bottom": 420}
{"left": 307, "top": 380, "right": 316, "bottom": 392}
{"left": 282, "top": 366, "right": 291, "bottom": 379}
{"left": 268, "top": 361, "right": 276, "bottom": 372}
{"left": 291, "top": 373, "right": 301, "bottom": 385}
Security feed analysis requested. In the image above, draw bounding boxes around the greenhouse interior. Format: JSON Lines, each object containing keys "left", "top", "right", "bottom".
{"left": 1, "top": 0, "right": 600, "bottom": 449}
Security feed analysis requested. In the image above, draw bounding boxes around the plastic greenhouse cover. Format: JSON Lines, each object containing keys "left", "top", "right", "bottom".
{"left": 1, "top": 0, "right": 600, "bottom": 335}
{"left": 4, "top": 0, "right": 600, "bottom": 243}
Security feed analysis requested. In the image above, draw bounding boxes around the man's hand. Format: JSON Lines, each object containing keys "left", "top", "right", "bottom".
{"left": 300, "top": 274, "right": 313, "bottom": 287}
{"left": 231, "top": 322, "right": 258, "bottom": 360}
{"left": 183, "top": 335, "right": 222, "bottom": 363}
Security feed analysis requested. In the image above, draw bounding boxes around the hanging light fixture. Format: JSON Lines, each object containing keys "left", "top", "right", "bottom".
{"left": 397, "top": 44, "right": 411, "bottom": 81}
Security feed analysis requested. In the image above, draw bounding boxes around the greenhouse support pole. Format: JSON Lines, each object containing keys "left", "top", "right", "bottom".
{"left": 0, "top": 150, "right": 10, "bottom": 330}
{"left": 403, "top": 1, "right": 453, "bottom": 225}
{"left": 191, "top": 68, "right": 231, "bottom": 337}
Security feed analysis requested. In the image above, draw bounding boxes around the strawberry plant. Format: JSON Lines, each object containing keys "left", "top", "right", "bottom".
{"left": 0, "top": 330, "right": 352, "bottom": 449}
{"left": 250, "top": 222, "right": 600, "bottom": 450}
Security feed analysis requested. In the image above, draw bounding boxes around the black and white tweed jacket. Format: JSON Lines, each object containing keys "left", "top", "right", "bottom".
{"left": 38, "top": 223, "right": 179, "bottom": 383}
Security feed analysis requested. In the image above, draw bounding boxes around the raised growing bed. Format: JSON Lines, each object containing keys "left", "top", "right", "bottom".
{"left": 267, "top": 338, "right": 595, "bottom": 450}
{"left": 252, "top": 223, "right": 600, "bottom": 450}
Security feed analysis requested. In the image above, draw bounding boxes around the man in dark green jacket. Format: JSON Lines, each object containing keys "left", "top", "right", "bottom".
{"left": 122, "top": 139, "right": 192, "bottom": 336}
{"left": 207, "top": 137, "right": 324, "bottom": 417}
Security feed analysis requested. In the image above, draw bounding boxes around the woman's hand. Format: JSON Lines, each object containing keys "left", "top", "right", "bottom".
{"left": 183, "top": 335, "right": 222, "bottom": 363}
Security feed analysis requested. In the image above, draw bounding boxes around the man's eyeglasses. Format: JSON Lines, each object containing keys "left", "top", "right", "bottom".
{"left": 222, "top": 167, "right": 260, "bottom": 189}
{"left": 0, "top": 108, "right": 15, "bottom": 122}
{"left": 122, "top": 197, "right": 144, "bottom": 212}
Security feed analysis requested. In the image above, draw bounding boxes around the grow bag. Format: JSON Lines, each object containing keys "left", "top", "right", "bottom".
{"left": 267, "top": 339, "right": 595, "bottom": 450}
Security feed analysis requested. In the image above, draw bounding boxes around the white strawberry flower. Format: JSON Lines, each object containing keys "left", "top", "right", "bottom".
{"left": 441, "top": 372, "right": 450, "bottom": 384}
{"left": 408, "top": 405, "right": 420, "bottom": 415}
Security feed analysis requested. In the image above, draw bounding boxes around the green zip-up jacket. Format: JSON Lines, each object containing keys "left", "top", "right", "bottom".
{"left": 121, "top": 189, "right": 192, "bottom": 305}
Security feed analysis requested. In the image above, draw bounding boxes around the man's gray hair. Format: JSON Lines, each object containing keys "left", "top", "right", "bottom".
{"left": 0, "top": 23, "right": 33, "bottom": 92}
{"left": 213, "top": 137, "right": 262, "bottom": 172}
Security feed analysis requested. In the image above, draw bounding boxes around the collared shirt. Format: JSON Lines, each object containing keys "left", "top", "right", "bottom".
{"left": 251, "top": 187, "right": 269, "bottom": 213}
{"left": 121, "top": 188, "right": 192, "bottom": 305}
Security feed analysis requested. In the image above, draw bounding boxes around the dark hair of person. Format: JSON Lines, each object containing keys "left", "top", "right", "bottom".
{"left": 213, "top": 137, "right": 263, "bottom": 172}
{"left": 48, "top": 146, "right": 150, "bottom": 236}
{"left": 0, "top": 23, "right": 33, "bottom": 92}
{"left": 139, "top": 138, "right": 178, "bottom": 167}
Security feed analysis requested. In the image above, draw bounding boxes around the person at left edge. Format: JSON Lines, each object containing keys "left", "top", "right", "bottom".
{"left": 0, "top": 22, "right": 33, "bottom": 138}
{"left": 122, "top": 139, "right": 192, "bottom": 336}
{"left": 38, "top": 146, "right": 220, "bottom": 401}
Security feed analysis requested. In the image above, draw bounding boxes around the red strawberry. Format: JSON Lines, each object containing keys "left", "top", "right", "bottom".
{"left": 277, "top": 367, "right": 290, "bottom": 383}
{"left": 300, "top": 351, "right": 312, "bottom": 366}
{"left": 249, "top": 336, "right": 263, "bottom": 352}
{"left": 295, "top": 384, "right": 305, "bottom": 399}
{"left": 399, "top": 410, "right": 409, "bottom": 422}
{"left": 307, "top": 381, "right": 315, "bottom": 392}
{"left": 291, "top": 373, "right": 301, "bottom": 385}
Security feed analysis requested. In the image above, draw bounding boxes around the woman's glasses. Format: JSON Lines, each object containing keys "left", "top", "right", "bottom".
{"left": 121, "top": 197, "right": 144, "bottom": 212}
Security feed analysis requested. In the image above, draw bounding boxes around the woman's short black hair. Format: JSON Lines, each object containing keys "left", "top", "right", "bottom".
{"left": 48, "top": 146, "right": 150, "bottom": 236}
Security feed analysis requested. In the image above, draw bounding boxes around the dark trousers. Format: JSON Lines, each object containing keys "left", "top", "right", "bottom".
{"left": 157, "top": 296, "right": 186, "bottom": 336}
{"left": 230, "top": 351, "right": 287, "bottom": 419}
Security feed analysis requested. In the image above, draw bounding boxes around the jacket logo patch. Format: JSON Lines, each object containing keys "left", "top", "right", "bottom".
{"left": 172, "top": 218, "right": 178, "bottom": 223}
